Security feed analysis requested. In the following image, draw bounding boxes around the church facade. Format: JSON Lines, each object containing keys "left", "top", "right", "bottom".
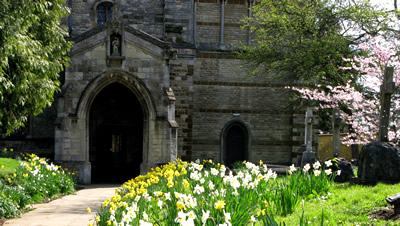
{"left": 1, "top": 0, "right": 316, "bottom": 184}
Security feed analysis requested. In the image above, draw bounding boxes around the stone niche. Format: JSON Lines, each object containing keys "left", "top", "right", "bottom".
{"left": 107, "top": 33, "right": 125, "bottom": 67}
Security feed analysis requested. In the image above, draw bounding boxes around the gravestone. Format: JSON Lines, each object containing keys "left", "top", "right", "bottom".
{"left": 332, "top": 108, "right": 341, "bottom": 157}
{"left": 358, "top": 141, "right": 400, "bottom": 184}
{"left": 358, "top": 67, "right": 398, "bottom": 184}
{"left": 301, "top": 107, "right": 316, "bottom": 167}
{"left": 334, "top": 158, "right": 354, "bottom": 183}
{"left": 386, "top": 192, "right": 400, "bottom": 214}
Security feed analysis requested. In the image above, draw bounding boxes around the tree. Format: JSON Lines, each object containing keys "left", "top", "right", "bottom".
{"left": 0, "top": 0, "right": 71, "bottom": 135}
{"left": 238, "top": 0, "right": 397, "bottom": 87}
{"left": 291, "top": 36, "right": 400, "bottom": 145}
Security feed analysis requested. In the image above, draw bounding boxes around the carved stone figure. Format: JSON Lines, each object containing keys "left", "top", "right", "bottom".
{"left": 111, "top": 36, "right": 120, "bottom": 56}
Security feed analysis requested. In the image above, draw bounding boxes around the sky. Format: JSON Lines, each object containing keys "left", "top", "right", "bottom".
{"left": 370, "top": 0, "right": 395, "bottom": 10}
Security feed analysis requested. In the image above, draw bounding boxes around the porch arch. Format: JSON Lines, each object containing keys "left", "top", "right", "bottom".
{"left": 76, "top": 70, "right": 157, "bottom": 182}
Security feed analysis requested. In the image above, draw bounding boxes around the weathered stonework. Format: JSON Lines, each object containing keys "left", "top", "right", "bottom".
{"left": 0, "top": 0, "right": 317, "bottom": 183}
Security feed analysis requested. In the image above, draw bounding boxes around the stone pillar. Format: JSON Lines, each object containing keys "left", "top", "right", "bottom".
{"left": 301, "top": 107, "right": 316, "bottom": 166}
{"left": 220, "top": 0, "right": 225, "bottom": 46}
{"left": 166, "top": 88, "right": 178, "bottom": 162}
{"left": 378, "top": 66, "right": 395, "bottom": 142}
{"left": 333, "top": 108, "right": 341, "bottom": 157}
{"left": 193, "top": 0, "right": 197, "bottom": 44}
{"left": 247, "top": 0, "right": 254, "bottom": 45}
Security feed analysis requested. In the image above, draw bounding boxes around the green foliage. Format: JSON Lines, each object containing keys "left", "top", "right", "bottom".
{"left": 0, "top": 153, "right": 77, "bottom": 218}
{"left": 0, "top": 0, "right": 72, "bottom": 135}
{"left": 238, "top": 0, "right": 396, "bottom": 88}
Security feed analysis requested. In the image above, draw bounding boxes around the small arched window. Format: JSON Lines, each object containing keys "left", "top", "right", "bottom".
{"left": 97, "top": 2, "right": 113, "bottom": 25}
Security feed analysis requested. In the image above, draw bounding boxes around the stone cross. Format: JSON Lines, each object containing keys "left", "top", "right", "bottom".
{"left": 378, "top": 66, "right": 395, "bottom": 142}
{"left": 301, "top": 107, "right": 316, "bottom": 166}
{"left": 333, "top": 108, "right": 341, "bottom": 157}
{"left": 305, "top": 107, "right": 313, "bottom": 152}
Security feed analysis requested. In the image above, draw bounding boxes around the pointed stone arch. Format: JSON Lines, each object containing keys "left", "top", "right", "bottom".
{"left": 74, "top": 70, "right": 157, "bottom": 183}
{"left": 221, "top": 120, "right": 252, "bottom": 168}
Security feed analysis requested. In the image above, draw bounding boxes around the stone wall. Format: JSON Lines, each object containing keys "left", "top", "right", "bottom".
{"left": 224, "top": 0, "right": 248, "bottom": 45}
{"left": 70, "top": 0, "right": 164, "bottom": 39}
{"left": 196, "top": 1, "right": 220, "bottom": 43}
{"left": 182, "top": 52, "right": 295, "bottom": 164}
{"left": 169, "top": 48, "right": 196, "bottom": 161}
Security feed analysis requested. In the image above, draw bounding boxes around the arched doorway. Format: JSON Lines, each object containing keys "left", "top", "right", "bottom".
{"left": 89, "top": 82, "right": 143, "bottom": 183}
{"left": 222, "top": 122, "right": 249, "bottom": 168}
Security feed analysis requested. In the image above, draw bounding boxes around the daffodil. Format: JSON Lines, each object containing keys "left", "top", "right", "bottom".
{"left": 201, "top": 210, "right": 210, "bottom": 224}
{"left": 214, "top": 200, "right": 226, "bottom": 210}
{"left": 176, "top": 201, "right": 186, "bottom": 210}
{"left": 325, "top": 160, "right": 332, "bottom": 167}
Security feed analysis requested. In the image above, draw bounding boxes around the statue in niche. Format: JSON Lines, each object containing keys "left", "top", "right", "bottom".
{"left": 111, "top": 35, "right": 121, "bottom": 56}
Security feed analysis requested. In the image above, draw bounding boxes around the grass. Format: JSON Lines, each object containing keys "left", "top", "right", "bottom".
{"left": 0, "top": 157, "right": 20, "bottom": 180}
{"left": 276, "top": 182, "right": 400, "bottom": 225}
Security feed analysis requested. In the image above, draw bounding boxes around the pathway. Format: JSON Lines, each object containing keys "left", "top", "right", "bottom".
{"left": 4, "top": 184, "right": 119, "bottom": 226}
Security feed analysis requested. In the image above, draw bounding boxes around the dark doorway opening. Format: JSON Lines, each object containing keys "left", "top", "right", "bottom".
{"left": 89, "top": 83, "right": 143, "bottom": 183}
{"left": 224, "top": 123, "right": 248, "bottom": 168}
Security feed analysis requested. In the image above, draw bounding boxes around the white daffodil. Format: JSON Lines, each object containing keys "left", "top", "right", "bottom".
{"left": 325, "top": 169, "right": 332, "bottom": 175}
{"left": 157, "top": 200, "right": 163, "bottom": 209}
{"left": 211, "top": 168, "right": 219, "bottom": 176}
{"left": 324, "top": 160, "right": 332, "bottom": 167}
{"left": 313, "top": 161, "right": 321, "bottom": 169}
{"left": 201, "top": 210, "right": 210, "bottom": 224}
{"left": 165, "top": 192, "right": 171, "bottom": 201}
{"left": 139, "top": 220, "right": 153, "bottom": 226}
{"left": 194, "top": 184, "right": 204, "bottom": 194}
{"left": 143, "top": 211, "right": 149, "bottom": 221}
{"left": 303, "top": 163, "right": 311, "bottom": 173}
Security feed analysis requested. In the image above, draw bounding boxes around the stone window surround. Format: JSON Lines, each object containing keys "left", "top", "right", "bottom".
{"left": 93, "top": 0, "right": 114, "bottom": 26}
{"left": 220, "top": 119, "right": 253, "bottom": 164}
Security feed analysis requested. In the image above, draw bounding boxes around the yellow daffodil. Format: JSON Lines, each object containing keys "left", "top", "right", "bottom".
{"left": 86, "top": 207, "right": 91, "bottom": 213}
{"left": 183, "top": 179, "right": 190, "bottom": 188}
{"left": 176, "top": 201, "right": 185, "bottom": 210}
{"left": 214, "top": 200, "right": 226, "bottom": 210}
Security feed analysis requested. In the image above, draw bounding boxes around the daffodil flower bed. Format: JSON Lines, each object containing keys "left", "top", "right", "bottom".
{"left": 0, "top": 153, "right": 77, "bottom": 218}
{"left": 95, "top": 159, "right": 339, "bottom": 225}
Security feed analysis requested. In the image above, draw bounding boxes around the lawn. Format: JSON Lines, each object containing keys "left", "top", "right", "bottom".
{"left": 0, "top": 157, "right": 20, "bottom": 180}
{"left": 93, "top": 159, "right": 400, "bottom": 226}
{"left": 276, "top": 182, "right": 400, "bottom": 225}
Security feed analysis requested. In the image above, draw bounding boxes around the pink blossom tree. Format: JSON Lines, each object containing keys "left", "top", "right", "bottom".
{"left": 290, "top": 36, "right": 400, "bottom": 145}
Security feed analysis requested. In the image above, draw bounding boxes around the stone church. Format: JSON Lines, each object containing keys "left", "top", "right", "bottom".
{"left": 1, "top": 0, "right": 315, "bottom": 183}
